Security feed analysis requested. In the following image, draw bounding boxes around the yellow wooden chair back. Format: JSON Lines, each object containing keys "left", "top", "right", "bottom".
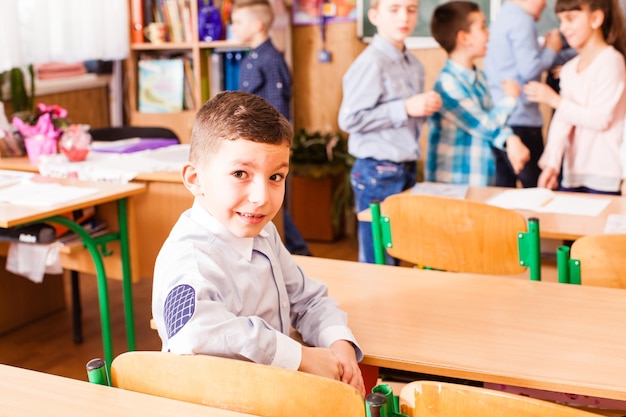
{"left": 570, "top": 234, "right": 626, "bottom": 289}
{"left": 381, "top": 194, "right": 528, "bottom": 275}
{"left": 400, "top": 381, "right": 601, "bottom": 417}
{"left": 110, "top": 351, "right": 364, "bottom": 417}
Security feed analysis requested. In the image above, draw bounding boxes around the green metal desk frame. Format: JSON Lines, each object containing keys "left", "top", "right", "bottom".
{"left": 39, "top": 198, "right": 135, "bottom": 368}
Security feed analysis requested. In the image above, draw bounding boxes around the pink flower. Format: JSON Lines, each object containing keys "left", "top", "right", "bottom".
{"left": 12, "top": 113, "right": 57, "bottom": 138}
{"left": 12, "top": 102, "right": 70, "bottom": 138}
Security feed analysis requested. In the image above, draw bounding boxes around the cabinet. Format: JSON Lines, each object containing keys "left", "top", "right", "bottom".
{"left": 126, "top": 0, "right": 247, "bottom": 143}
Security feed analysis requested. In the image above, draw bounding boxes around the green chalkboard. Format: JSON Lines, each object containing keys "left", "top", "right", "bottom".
{"left": 357, "top": 0, "right": 492, "bottom": 40}
{"left": 356, "top": 0, "right": 566, "bottom": 42}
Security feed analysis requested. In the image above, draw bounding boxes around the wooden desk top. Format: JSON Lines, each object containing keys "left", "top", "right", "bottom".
{"left": 294, "top": 255, "right": 626, "bottom": 401}
{"left": 0, "top": 175, "right": 145, "bottom": 228}
{"left": 358, "top": 185, "right": 626, "bottom": 240}
{"left": 0, "top": 364, "right": 251, "bottom": 417}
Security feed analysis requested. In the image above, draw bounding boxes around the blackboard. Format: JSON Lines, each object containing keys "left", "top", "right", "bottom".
{"left": 357, "top": 0, "right": 562, "bottom": 44}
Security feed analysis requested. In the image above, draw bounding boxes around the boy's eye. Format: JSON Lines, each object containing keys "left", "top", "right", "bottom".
{"left": 270, "top": 173, "right": 285, "bottom": 182}
{"left": 232, "top": 170, "right": 248, "bottom": 179}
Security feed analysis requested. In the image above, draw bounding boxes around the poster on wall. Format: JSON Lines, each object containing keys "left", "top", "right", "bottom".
{"left": 293, "top": 0, "right": 358, "bottom": 25}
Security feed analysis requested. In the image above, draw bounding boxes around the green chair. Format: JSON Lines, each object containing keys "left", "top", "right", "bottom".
{"left": 556, "top": 234, "right": 626, "bottom": 288}
{"left": 370, "top": 193, "right": 541, "bottom": 280}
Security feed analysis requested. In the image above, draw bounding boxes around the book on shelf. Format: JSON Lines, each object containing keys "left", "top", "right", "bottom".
{"left": 209, "top": 51, "right": 224, "bottom": 99}
{"left": 130, "top": 0, "right": 145, "bottom": 43}
{"left": 138, "top": 58, "right": 185, "bottom": 113}
{"left": 183, "top": 58, "right": 196, "bottom": 110}
{"left": 223, "top": 50, "right": 246, "bottom": 91}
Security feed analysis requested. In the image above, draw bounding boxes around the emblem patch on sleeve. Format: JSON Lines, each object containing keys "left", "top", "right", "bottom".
{"left": 164, "top": 284, "right": 196, "bottom": 338}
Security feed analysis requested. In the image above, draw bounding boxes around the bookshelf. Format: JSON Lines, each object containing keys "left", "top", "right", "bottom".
{"left": 126, "top": 0, "right": 248, "bottom": 143}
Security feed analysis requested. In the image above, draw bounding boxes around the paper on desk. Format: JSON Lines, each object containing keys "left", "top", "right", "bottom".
{"left": 604, "top": 214, "right": 626, "bottom": 233}
{"left": 411, "top": 182, "right": 469, "bottom": 199}
{"left": 0, "top": 169, "right": 34, "bottom": 188}
{"left": 538, "top": 195, "right": 610, "bottom": 216}
{"left": 486, "top": 187, "right": 554, "bottom": 211}
{"left": 0, "top": 181, "right": 98, "bottom": 206}
{"left": 486, "top": 188, "right": 610, "bottom": 216}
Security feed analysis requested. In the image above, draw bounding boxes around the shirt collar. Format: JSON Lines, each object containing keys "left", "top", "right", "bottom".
{"left": 189, "top": 200, "right": 269, "bottom": 261}
{"left": 445, "top": 59, "right": 478, "bottom": 85}
{"left": 372, "top": 34, "right": 407, "bottom": 62}
{"left": 251, "top": 39, "right": 272, "bottom": 53}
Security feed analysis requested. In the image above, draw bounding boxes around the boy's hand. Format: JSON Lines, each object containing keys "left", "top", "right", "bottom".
{"left": 505, "top": 135, "right": 530, "bottom": 174}
{"left": 524, "top": 81, "right": 561, "bottom": 109}
{"left": 405, "top": 91, "right": 442, "bottom": 117}
{"left": 299, "top": 346, "right": 343, "bottom": 381}
{"left": 501, "top": 79, "right": 521, "bottom": 99}
{"left": 544, "top": 29, "right": 563, "bottom": 52}
{"left": 330, "top": 340, "right": 365, "bottom": 397}
{"left": 538, "top": 167, "right": 559, "bottom": 189}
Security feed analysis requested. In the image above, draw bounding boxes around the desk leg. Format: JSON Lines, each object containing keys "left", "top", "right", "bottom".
{"left": 117, "top": 198, "right": 136, "bottom": 351}
{"left": 360, "top": 364, "right": 380, "bottom": 394}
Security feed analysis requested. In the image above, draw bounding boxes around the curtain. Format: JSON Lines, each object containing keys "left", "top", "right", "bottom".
{"left": 0, "top": 0, "right": 129, "bottom": 73}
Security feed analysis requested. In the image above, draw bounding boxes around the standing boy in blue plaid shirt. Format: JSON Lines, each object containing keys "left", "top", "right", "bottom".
{"left": 426, "top": 1, "right": 530, "bottom": 186}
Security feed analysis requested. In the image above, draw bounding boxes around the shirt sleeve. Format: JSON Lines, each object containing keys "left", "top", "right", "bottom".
{"left": 338, "top": 58, "right": 409, "bottom": 134}
{"left": 556, "top": 56, "right": 626, "bottom": 131}
{"left": 436, "top": 72, "right": 517, "bottom": 150}
{"left": 273, "top": 232, "right": 364, "bottom": 362}
{"left": 508, "top": 21, "right": 556, "bottom": 82}
{"left": 538, "top": 110, "right": 573, "bottom": 171}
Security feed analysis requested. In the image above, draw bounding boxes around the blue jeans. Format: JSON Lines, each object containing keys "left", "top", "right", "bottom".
{"left": 351, "top": 158, "right": 417, "bottom": 264}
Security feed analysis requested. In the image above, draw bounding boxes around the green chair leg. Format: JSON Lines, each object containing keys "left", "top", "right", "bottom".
{"left": 556, "top": 244, "right": 582, "bottom": 285}
{"left": 370, "top": 202, "right": 386, "bottom": 265}
{"left": 86, "top": 357, "right": 111, "bottom": 386}
{"left": 518, "top": 217, "right": 541, "bottom": 281}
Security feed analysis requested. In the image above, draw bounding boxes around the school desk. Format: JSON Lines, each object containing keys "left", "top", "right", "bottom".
{"left": 294, "top": 255, "right": 626, "bottom": 401}
{"left": 0, "top": 364, "right": 251, "bottom": 417}
{"left": 357, "top": 185, "right": 626, "bottom": 241}
{"left": 0, "top": 175, "right": 145, "bottom": 368}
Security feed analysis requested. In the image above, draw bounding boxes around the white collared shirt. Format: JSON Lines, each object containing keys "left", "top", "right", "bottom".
{"left": 152, "top": 201, "right": 362, "bottom": 369}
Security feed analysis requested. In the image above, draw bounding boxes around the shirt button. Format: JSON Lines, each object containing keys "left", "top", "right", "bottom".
{"left": 282, "top": 302, "right": 288, "bottom": 308}
{"left": 247, "top": 63, "right": 253, "bottom": 69}
{"left": 243, "top": 81, "right": 249, "bottom": 87}
{"left": 251, "top": 52, "right": 258, "bottom": 59}
{"left": 276, "top": 82, "right": 283, "bottom": 89}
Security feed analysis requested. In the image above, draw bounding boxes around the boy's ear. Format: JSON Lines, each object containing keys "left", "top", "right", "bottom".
{"left": 367, "top": 8, "right": 379, "bottom": 27}
{"left": 456, "top": 30, "right": 468, "bottom": 47}
{"left": 182, "top": 162, "right": 203, "bottom": 197}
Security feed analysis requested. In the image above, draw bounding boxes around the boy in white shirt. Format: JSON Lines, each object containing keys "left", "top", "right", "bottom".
{"left": 152, "top": 91, "right": 365, "bottom": 396}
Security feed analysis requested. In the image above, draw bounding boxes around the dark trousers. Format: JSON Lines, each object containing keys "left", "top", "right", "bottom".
{"left": 494, "top": 126, "right": 544, "bottom": 188}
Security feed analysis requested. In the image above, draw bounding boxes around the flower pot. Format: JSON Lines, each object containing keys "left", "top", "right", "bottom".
{"left": 290, "top": 174, "right": 345, "bottom": 242}
{"left": 24, "top": 134, "right": 57, "bottom": 164}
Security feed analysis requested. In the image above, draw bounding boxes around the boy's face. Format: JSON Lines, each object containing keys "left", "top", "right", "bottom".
{"left": 184, "top": 138, "right": 290, "bottom": 238}
{"left": 231, "top": 8, "right": 258, "bottom": 44}
{"left": 368, "top": 0, "right": 419, "bottom": 49}
{"left": 463, "top": 11, "right": 489, "bottom": 58}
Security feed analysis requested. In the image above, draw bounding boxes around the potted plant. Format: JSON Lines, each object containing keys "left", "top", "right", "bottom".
{"left": 289, "top": 129, "right": 354, "bottom": 241}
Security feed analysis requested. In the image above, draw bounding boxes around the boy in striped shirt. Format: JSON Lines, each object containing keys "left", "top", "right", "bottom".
{"left": 426, "top": 1, "right": 529, "bottom": 186}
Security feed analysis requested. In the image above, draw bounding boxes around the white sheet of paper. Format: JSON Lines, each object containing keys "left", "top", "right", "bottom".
{"left": 604, "top": 214, "right": 626, "bottom": 233}
{"left": 411, "top": 182, "right": 469, "bottom": 199}
{"left": 537, "top": 195, "right": 611, "bottom": 216}
{"left": 0, "top": 181, "right": 98, "bottom": 207}
{"left": 486, "top": 188, "right": 555, "bottom": 211}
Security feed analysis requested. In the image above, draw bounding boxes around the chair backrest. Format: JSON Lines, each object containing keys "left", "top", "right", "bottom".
{"left": 373, "top": 193, "right": 537, "bottom": 275}
{"left": 569, "top": 234, "right": 626, "bottom": 289}
{"left": 399, "top": 381, "right": 600, "bottom": 417}
{"left": 89, "top": 126, "right": 180, "bottom": 142}
{"left": 110, "top": 351, "right": 364, "bottom": 417}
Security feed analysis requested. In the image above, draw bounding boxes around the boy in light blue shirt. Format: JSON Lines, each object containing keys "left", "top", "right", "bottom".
{"left": 427, "top": 1, "right": 529, "bottom": 186}
{"left": 484, "top": 0, "right": 562, "bottom": 187}
{"left": 338, "top": 0, "right": 442, "bottom": 264}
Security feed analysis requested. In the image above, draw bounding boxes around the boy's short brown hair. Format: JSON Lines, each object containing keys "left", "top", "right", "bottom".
{"left": 189, "top": 91, "right": 292, "bottom": 164}
{"left": 430, "top": 1, "right": 480, "bottom": 53}
{"left": 231, "top": 0, "right": 274, "bottom": 30}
